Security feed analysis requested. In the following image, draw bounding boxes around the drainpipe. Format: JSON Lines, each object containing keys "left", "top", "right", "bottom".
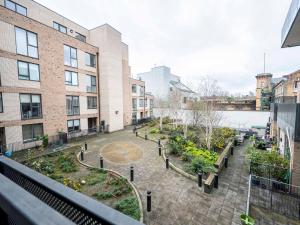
{"left": 96, "top": 52, "right": 101, "bottom": 129}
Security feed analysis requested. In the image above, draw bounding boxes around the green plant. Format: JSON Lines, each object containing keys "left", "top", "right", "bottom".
{"left": 85, "top": 169, "right": 107, "bottom": 185}
{"left": 49, "top": 173, "right": 64, "bottom": 182}
{"left": 42, "top": 135, "right": 49, "bottom": 147}
{"left": 114, "top": 197, "right": 140, "bottom": 220}
{"left": 160, "top": 135, "right": 167, "bottom": 140}
{"left": 31, "top": 158, "right": 54, "bottom": 174}
{"left": 240, "top": 214, "right": 255, "bottom": 225}
{"left": 58, "top": 153, "right": 78, "bottom": 173}
{"left": 185, "top": 156, "right": 217, "bottom": 175}
{"left": 63, "top": 178, "right": 81, "bottom": 191}
{"left": 148, "top": 120, "right": 157, "bottom": 127}
{"left": 149, "top": 128, "right": 159, "bottom": 134}
{"left": 93, "top": 191, "right": 113, "bottom": 200}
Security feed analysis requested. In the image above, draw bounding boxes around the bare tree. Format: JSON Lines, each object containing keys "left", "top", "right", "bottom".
{"left": 154, "top": 96, "right": 168, "bottom": 131}
{"left": 168, "top": 88, "right": 184, "bottom": 129}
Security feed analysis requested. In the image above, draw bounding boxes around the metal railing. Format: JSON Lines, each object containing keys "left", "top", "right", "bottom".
{"left": 0, "top": 155, "right": 144, "bottom": 225}
{"left": 249, "top": 175, "right": 300, "bottom": 220}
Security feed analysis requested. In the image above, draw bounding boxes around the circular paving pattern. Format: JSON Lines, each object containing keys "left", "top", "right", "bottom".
{"left": 100, "top": 142, "right": 143, "bottom": 164}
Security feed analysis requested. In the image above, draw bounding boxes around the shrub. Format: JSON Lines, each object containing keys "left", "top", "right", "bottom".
{"left": 42, "top": 135, "right": 49, "bottom": 147}
{"left": 150, "top": 128, "right": 159, "bottom": 134}
{"left": 162, "top": 117, "right": 172, "bottom": 124}
{"left": 148, "top": 120, "right": 157, "bottom": 127}
{"left": 58, "top": 153, "right": 78, "bottom": 173}
{"left": 160, "top": 135, "right": 167, "bottom": 140}
{"left": 185, "top": 156, "right": 217, "bottom": 174}
{"left": 93, "top": 191, "right": 113, "bottom": 200}
{"left": 85, "top": 169, "right": 107, "bottom": 185}
{"left": 115, "top": 197, "right": 140, "bottom": 220}
{"left": 63, "top": 178, "right": 81, "bottom": 191}
{"left": 31, "top": 158, "right": 54, "bottom": 174}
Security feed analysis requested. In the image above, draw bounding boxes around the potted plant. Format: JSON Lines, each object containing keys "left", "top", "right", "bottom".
{"left": 240, "top": 214, "right": 255, "bottom": 225}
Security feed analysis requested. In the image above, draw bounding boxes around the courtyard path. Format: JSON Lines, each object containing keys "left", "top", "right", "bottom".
{"left": 83, "top": 129, "right": 249, "bottom": 225}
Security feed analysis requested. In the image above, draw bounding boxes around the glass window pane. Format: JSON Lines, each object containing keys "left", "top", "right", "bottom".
{"left": 18, "top": 61, "right": 28, "bottom": 77}
{"left": 33, "top": 124, "right": 43, "bottom": 138}
{"left": 60, "top": 26, "right": 67, "bottom": 34}
{"left": 20, "top": 94, "right": 30, "bottom": 103}
{"left": 73, "top": 96, "right": 79, "bottom": 106}
{"left": 71, "top": 59, "right": 77, "bottom": 67}
{"left": 64, "top": 45, "right": 70, "bottom": 66}
{"left": 72, "top": 72, "right": 78, "bottom": 85}
{"left": 16, "top": 4, "right": 27, "bottom": 16}
{"left": 28, "top": 46, "right": 38, "bottom": 58}
{"left": 91, "top": 76, "right": 96, "bottom": 86}
{"left": 85, "top": 53, "right": 90, "bottom": 66}
{"left": 27, "top": 32, "right": 37, "bottom": 47}
{"left": 0, "top": 93, "right": 2, "bottom": 112}
{"left": 31, "top": 95, "right": 40, "bottom": 103}
{"left": 66, "top": 96, "right": 72, "bottom": 115}
{"left": 5, "top": 0, "right": 15, "bottom": 11}
{"left": 67, "top": 120, "right": 73, "bottom": 128}
{"left": 74, "top": 119, "right": 80, "bottom": 126}
{"left": 71, "top": 48, "right": 77, "bottom": 59}
{"left": 22, "top": 125, "right": 32, "bottom": 141}
{"left": 15, "top": 27, "right": 27, "bottom": 55}
{"left": 65, "top": 71, "right": 71, "bottom": 84}
{"left": 29, "top": 64, "right": 39, "bottom": 81}
{"left": 53, "top": 22, "right": 59, "bottom": 30}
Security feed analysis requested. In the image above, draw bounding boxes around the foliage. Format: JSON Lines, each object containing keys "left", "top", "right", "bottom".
{"left": 31, "top": 158, "right": 54, "bottom": 174}
{"left": 211, "top": 127, "right": 235, "bottom": 150}
{"left": 148, "top": 120, "right": 157, "bottom": 127}
{"left": 149, "top": 128, "right": 159, "bottom": 134}
{"left": 162, "top": 117, "right": 172, "bottom": 124}
{"left": 114, "top": 197, "right": 140, "bottom": 221}
{"left": 85, "top": 169, "right": 107, "bottom": 185}
{"left": 63, "top": 177, "right": 81, "bottom": 191}
{"left": 181, "top": 147, "right": 218, "bottom": 163}
{"left": 254, "top": 140, "right": 267, "bottom": 150}
{"left": 247, "top": 145, "right": 289, "bottom": 182}
{"left": 185, "top": 156, "right": 217, "bottom": 174}
{"left": 49, "top": 173, "right": 64, "bottom": 183}
{"left": 58, "top": 153, "right": 78, "bottom": 173}
{"left": 42, "top": 135, "right": 49, "bottom": 147}
{"left": 160, "top": 135, "right": 167, "bottom": 140}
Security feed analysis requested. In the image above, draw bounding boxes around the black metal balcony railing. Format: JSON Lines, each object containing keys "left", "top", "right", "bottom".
{"left": 0, "top": 155, "right": 144, "bottom": 225}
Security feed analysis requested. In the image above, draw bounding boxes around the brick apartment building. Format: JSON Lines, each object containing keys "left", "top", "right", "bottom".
{"left": 0, "top": 0, "right": 141, "bottom": 151}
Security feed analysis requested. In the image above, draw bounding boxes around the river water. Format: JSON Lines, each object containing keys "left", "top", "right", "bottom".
{"left": 153, "top": 109, "right": 270, "bottom": 129}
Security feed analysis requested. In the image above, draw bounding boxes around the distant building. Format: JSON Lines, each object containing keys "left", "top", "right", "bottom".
{"left": 255, "top": 73, "right": 273, "bottom": 111}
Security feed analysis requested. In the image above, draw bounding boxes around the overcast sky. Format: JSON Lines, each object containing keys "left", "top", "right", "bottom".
{"left": 37, "top": 0, "right": 300, "bottom": 94}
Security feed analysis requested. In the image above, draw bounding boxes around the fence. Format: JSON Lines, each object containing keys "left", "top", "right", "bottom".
{"left": 0, "top": 155, "right": 143, "bottom": 225}
{"left": 249, "top": 175, "right": 300, "bottom": 220}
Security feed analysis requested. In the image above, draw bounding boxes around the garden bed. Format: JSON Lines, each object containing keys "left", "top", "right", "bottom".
{"left": 23, "top": 147, "right": 141, "bottom": 221}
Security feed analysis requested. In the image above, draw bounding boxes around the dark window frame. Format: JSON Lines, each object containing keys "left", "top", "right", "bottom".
{"left": 22, "top": 123, "right": 43, "bottom": 143}
{"left": 132, "top": 84, "right": 137, "bottom": 93}
{"left": 17, "top": 60, "right": 40, "bottom": 81}
{"left": 15, "top": 27, "right": 39, "bottom": 59}
{"left": 86, "top": 75, "right": 96, "bottom": 93}
{"left": 85, "top": 53, "right": 96, "bottom": 67}
{"left": 0, "top": 93, "right": 3, "bottom": 113}
{"left": 4, "top": 0, "right": 27, "bottom": 16}
{"left": 75, "top": 32, "right": 86, "bottom": 42}
{"left": 66, "top": 95, "right": 80, "bottom": 116}
{"left": 87, "top": 96, "right": 97, "bottom": 109}
{"left": 19, "top": 93, "right": 42, "bottom": 120}
{"left": 64, "top": 45, "right": 78, "bottom": 68}
{"left": 64, "top": 70, "right": 78, "bottom": 86}
{"left": 67, "top": 119, "right": 80, "bottom": 133}
{"left": 53, "top": 21, "right": 67, "bottom": 34}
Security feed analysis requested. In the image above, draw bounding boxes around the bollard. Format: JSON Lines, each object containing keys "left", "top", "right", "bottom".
{"left": 84, "top": 142, "right": 87, "bottom": 151}
{"left": 225, "top": 157, "right": 228, "bottom": 168}
{"left": 166, "top": 157, "right": 169, "bottom": 169}
{"left": 198, "top": 173, "right": 202, "bottom": 187}
{"left": 158, "top": 146, "right": 162, "bottom": 156}
{"left": 136, "top": 131, "right": 138, "bottom": 137}
{"left": 230, "top": 146, "right": 234, "bottom": 155}
{"left": 158, "top": 138, "right": 161, "bottom": 146}
{"left": 214, "top": 174, "right": 219, "bottom": 189}
{"left": 147, "top": 191, "right": 151, "bottom": 212}
{"left": 145, "top": 134, "right": 148, "bottom": 140}
{"left": 130, "top": 166, "right": 134, "bottom": 182}
{"left": 80, "top": 150, "right": 84, "bottom": 161}
{"left": 100, "top": 156, "right": 104, "bottom": 168}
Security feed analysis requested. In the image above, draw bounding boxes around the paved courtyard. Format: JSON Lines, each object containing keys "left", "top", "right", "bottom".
{"left": 82, "top": 129, "right": 249, "bottom": 225}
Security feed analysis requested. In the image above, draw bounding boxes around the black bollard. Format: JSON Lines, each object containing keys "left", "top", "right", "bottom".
{"left": 214, "top": 174, "right": 219, "bottom": 189}
{"left": 225, "top": 157, "right": 228, "bottom": 168}
{"left": 198, "top": 173, "right": 202, "bottom": 187}
{"left": 158, "top": 146, "right": 162, "bottom": 156}
{"left": 166, "top": 157, "right": 169, "bottom": 169}
{"left": 145, "top": 134, "right": 148, "bottom": 140}
{"left": 230, "top": 146, "right": 234, "bottom": 155}
{"left": 147, "top": 191, "right": 151, "bottom": 212}
{"left": 158, "top": 138, "right": 161, "bottom": 146}
{"left": 84, "top": 142, "right": 87, "bottom": 151}
{"left": 136, "top": 131, "right": 138, "bottom": 137}
{"left": 80, "top": 150, "right": 84, "bottom": 161}
{"left": 130, "top": 166, "right": 134, "bottom": 182}
{"left": 100, "top": 156, "right": 104, "bottom": 168}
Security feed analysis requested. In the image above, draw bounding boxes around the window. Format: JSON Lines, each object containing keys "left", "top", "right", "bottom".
{"left": 64, "top": 45, "right": 77, "bottom": 67}
{"left": 22, "top": 124, "right": 43, "bottom": 142}
{"left": 5, "top": 0, "right": 27, "bottom": 16}
{"left": 65, "top": 71, "right": 78, "bottom": 86}
{"left": 53, "top": 22, "right": 67, "bottom": 34}
{"left": 66, "top": 96, "right": 79, "bottom": 115}
{"left": 20, "top": 94, "right": 42, "bottom": 119}
{"left": 0, "top": 93, "right": 3, "bottom": 113}
{"left": 87, "top": 97, "right": 97, "bottom": 109}
{"left": 18, "top": 61, "right": 40, "bottom": 81}
{"left": 140, "top": 86, "right": 144, "bottom": 96}
{"left": 15, "top": 27, "right": 38, "bottom": 58}
{"left": 183, "top": 97, "right": 187, "bottom": 104}
{"left": 139, "top": 99, "right": 144, "bottom": 107}
{"left": 75, "top": 32, "right": 86, "bottom": 42}
{"left": 67, "top": 119, "right": 80, "bottom": 133}
{"left": 132, "top": 98, "right": 137, "bottom": 109}
{"left": 132, "top": 84, "right": 137, "bottom": 93}
{"left": 132, "top": 112, "right": 137, "bottom": 120}
{"left": 86, "top": 75, "right": 96, "bottom": 93}
{"left": 294, "top": 81, "right": 298, "bottom": 90}
{"left": 145, "top": 98, "right": 148, "bottom": 107}
{"left": 85, "top": 53, "right": 96, "bottom": 67}
{"left": 150, "top": 99, "right": 153, "bottom": 107}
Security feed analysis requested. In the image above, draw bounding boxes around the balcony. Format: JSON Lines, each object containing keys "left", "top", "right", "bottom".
{"left": 0, "top": 155, "right": 143, "bottom": 225}
{"left": 282, "top": 0, "right": 300, "bottom": 47}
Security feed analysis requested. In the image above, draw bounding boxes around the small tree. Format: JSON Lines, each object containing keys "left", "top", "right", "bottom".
{"left": 154, "top": 96, "right": 168, "bottom": 131}
{"left": 168, "top": 88, "right": 184, "bottom": 129}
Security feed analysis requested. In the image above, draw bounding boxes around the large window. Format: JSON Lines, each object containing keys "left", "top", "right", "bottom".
{"left": 0, "top": 93, "right": 3, "bottom": 113}
{"left": 87, "top": 96, "right": 97, "bottom": 109}
{"left": 5, "top": 0, "right": 27, "bottom": 16}
{"left": 22, "top": 124, "right": 43, "bottom": 142}
{"left": 86, "top": 75, "right": 96, "bottom": 93}
{"left": 66, "top": 96, "right": 79, "bottom": 115}
{"left": 132, "top": 84, "right": 137, "bottom": 93}
{"left": 18, "top": 61, "right": 40, "bottom": 81}
{"left": 85, "top": 53, "right": 96, "bottom": 67}
{"left": 67, "top": 119, "right": 80, "bottom": 133}
{"left": 132, "top": 98, "right": 137, "bottom": 109}
{"left": 64, "top": 45, "right": 77, "bottom": 67}
{"left": 20, "top": 94, "right": 42, "bottom": 119}
{"left": 140, "top": 86, "right": 144, "bottom": 96}
{"left": 53, "top": 22, "right": 67, "bottom": 34}
{"left": 75, "top": 32, "right": 86, "bottom": 42}
{"left": 139, "top": 99, "right": 144, "bottom": 107}
{"left": 15, "top": 27, "right": 38, "bottom": 58}
{"left": 65, "top": 71, "right": 78, "bottom": 86}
